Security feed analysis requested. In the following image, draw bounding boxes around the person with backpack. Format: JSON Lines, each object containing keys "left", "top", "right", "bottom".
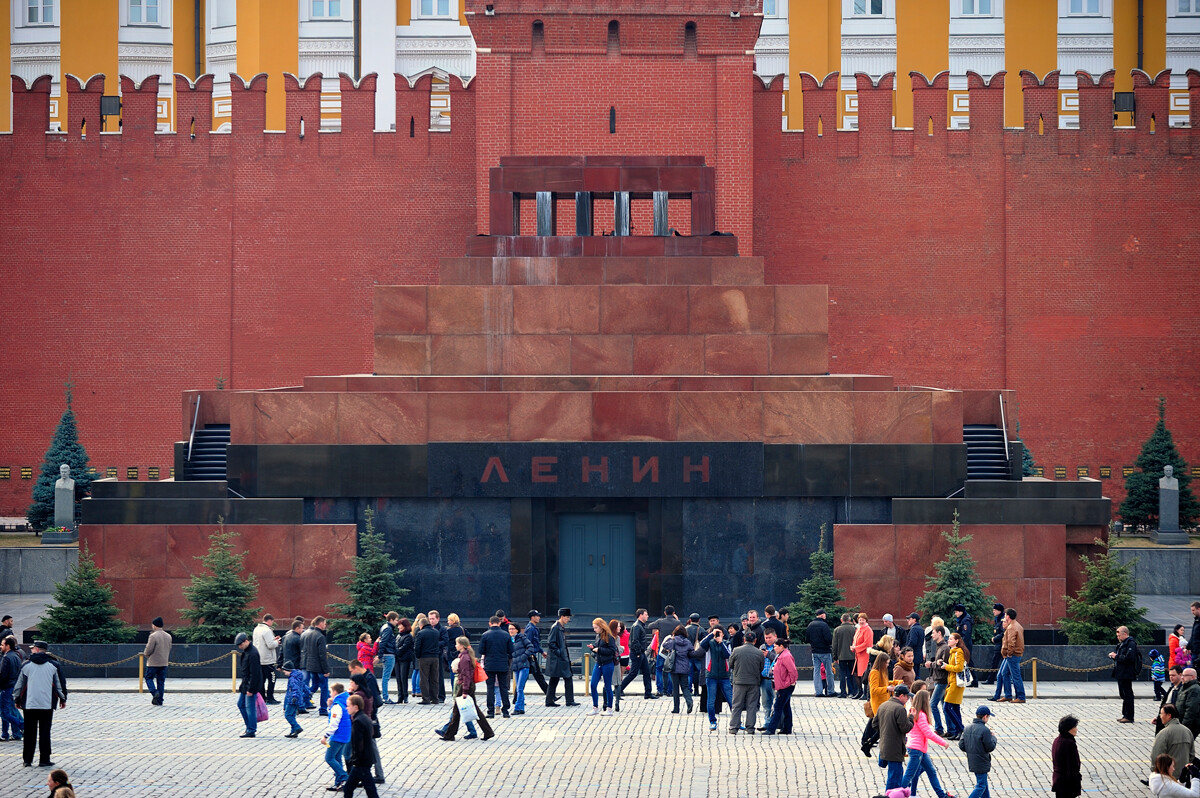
{"left": 661, "top": 625, "right": 694, "bottom": 714}
{"left": 0, "top": 634, "right": 25, "bottom": 741}
{"left": 1109, "top": 625, "right": 1141, "bottom": 723}
{"left": 1152, "top": 649, "right": 1170, "bottom": 702}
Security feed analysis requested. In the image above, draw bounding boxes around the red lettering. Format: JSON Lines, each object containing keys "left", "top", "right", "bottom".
{"left": 531, "top": 456, "right": 558, "bottom": 483}
{"left": 683, "top": 455, "right": 710, "bottom": 483}
{"left": 480, "top": 457, "right": 509, "bottom": 483}
{"left": 581, "top": 456, "right": 609, "bottom": 483}
{"left": 632, "top": 456, "right": 659, "bottom": 483}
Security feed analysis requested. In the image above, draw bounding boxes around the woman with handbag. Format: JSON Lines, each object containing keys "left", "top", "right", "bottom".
{"left": 437, "top": 638, "right": 493, "bottom": 741}
{"left": 586, "top": 618, "right": 620, "bottom": 716}
{"left": 662, "top": 625, "right": 695, "bottom": 714}
{"left": 941, "top": 632, "right": 969, "bottom": 740}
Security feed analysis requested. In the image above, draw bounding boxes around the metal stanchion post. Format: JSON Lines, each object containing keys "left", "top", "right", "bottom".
{"left": 1032, "top": 659, "right": 1038, "bottom": 700}
{"left": 583, "top": 653, "right": 592, "bottom": 683}
{"left": 232, "top": 651, "right": 238, "bottom": 693}
{"left": 138, "top": 653, "right": 145, "bottom": 694}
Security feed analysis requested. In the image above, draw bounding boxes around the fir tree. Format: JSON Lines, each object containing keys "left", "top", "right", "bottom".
{"left": 37, "top": 542, "right": 135, "bottom": 643}
{"left": 177, "top": 522, "right": 262, "bottom": 643}
{"left": 1059, "top": 538, "right": 1154, "bottom": 645}
{"left": 785, "top": 525, "right": 857, "bottom": 638}
{"left": 1119, "top": 397, "right": 1198, "bottom": 531}
{"left": 326, "top": 508, "right": 413, "bottom": 643}
{"left": 28, "top": 383, "right": 95, "bottom": 532}
{"left": 914, "top": 511, "right": 996, "bottom": 646}
{"left": 1016, "top": 420, "right": 1037, "bottom": 478}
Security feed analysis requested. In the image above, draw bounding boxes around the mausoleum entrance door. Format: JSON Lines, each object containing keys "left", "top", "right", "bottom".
{"left": 557, "top": 513, "right": 636, "bottom": 620}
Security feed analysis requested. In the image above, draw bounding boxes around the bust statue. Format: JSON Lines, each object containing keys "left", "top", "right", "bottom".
{"left": 55, "top": 463, "right": 74, "bottom": 491}
{"left": 53, "top": 463, "right": 75, "bottom": 531}
{"left": 1158, "top": 463, "right": 1181, "bottom": 537}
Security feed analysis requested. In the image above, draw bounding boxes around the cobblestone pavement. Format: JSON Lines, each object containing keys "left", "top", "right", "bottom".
{"left": 6, "top": 680, "right": 1161, "bottom": 797}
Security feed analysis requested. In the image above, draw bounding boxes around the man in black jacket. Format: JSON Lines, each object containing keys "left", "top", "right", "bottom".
{"left": 478, "top": 616, "right": 514, "bottom": 718}
{"left": 428, "top": 610, "right": 448, "bottom": 703}
{"left": 342, "top": 695, "right": 379, "bottom": 798}
{"left": 620, "top": 609, "right": 657, "bottom": 700}
{"left": 905, "top": 613, "right": 925, "bottom": 681}
{"left": 524, "top": 611, "right": 550, "bottom": 693}
{"left": 954, "top": 604, "right": 978, "bottom": 687}
{"left": 686, "top": 613, "right": 703, "bottom": 696}
{"left": 1109, "top": 626, "right": 1140, "bottom": 723}
{"left": 985, "top": 604, "right": 1004, "bottom": 686}
{"left": 234, "top": 632, "right": 264, "bottom": 738}
{"left": 377, "top": 612, "right": 398, "bottom": 704}
{"left": 414, "top": 619, "right": 442, "bottom": 705}
{"left": 301, "top": 617, "right": 330, "bottom": 715}
{"left": 1190, "top": 601, "right": 1200, "bottom": 662}
{"left": 0, "top": 634, "right": 25, "bottom": 741}
{"left": 805, "top": 610, "right": 835, "bottom": 697}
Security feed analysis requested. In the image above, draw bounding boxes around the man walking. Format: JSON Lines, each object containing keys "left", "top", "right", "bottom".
{"left": 905, "top": 612, "right": 925, "bottom": 680}
{"left": 832, "top": 613, "right": 856, "bottom": 698}
{"left": 234, "top": 632, "right": 263, "bottom": 738}
{"left": 727, "top": 631, "right": 764, "bottom": 735}
{"left": 545, "top": 608, "right": 578, "bottom": 707}
{"left": 960, "top": 706, "right": 997, "bottom": 798}
{"left": 301, "top": 616, "right": 331, "bottom": 715}
{"left": 954, "top": 604, "right": 978, "bottom": 687}
{"left": 377, "top": 611, "right": 398, "bottom": 704}
{"left": 414, "top": 617, "right": 441, "bottom": 706}
{"left": 524, "top": 611, "right": 550, "bottom": 694}
{"left": 253, "top": 613, "right": 280, "bottom": 704}
{"left": 805, "top": 609, "right": 835, "bottom": 697}
{"left": 985, "top": 604, "right": 1004, "bottom": 686}
{"left": 619, "top": 609, "right": 656, "bottom": 700}
{"left": 478, "top": 615, "right": 513, "bottom": 718}
{"left": 1109, "top": 625, "right": 1141, "bottom": 722}
{"left": 685, "top": 613, "right": 703, "bottom": 695}
{"left": 991, "top": 608, "right": 1025, "bottom": 704}
{"left": 700, "top": 626, "right": 733, "bottom": 731}
{"left": 142, "top": 616, "right": 172, "bottom": 706}
{"left": 648, "top": 605, "right": 681, "bottom": 696}
{"left": 761, "top": 636, "right": 797, "bottom": 735}
{"left": 872, "top": 684, "right": 914, "bottom": 791}
{"left": 0, "top": 635, "right": 25, "bottom": 741}
{"left": 926, "top": 625, "right": 950, "bottom": 735}
{"left": 13, "top": 640, "right": 64, "bottom": 767}
{"left": 342, "top": 694, "right": 379, "bottom": 798}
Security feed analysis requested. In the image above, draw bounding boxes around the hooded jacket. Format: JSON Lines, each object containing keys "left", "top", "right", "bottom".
{"left": 13, "top": 652, "right": 64, "bottom": 710}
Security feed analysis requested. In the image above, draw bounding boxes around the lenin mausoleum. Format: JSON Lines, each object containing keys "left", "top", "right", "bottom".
{"left": 1, "top": 1, "right": 1197, "bottom": 627}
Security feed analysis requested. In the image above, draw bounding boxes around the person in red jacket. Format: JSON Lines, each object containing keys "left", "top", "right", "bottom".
{"left": 760, "top": 637, "right": 798, "bottom": 735}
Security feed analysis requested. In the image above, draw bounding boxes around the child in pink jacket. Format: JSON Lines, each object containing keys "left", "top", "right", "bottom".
{"left": 356, "top": 634, "right": 378, "bottom": 672}
{"left": 901, "top": 689, "right": 955, "bottom": 798}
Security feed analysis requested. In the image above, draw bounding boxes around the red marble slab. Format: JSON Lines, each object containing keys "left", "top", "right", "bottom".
{"left": 427, "top": 286, "right": 513, "bottom": 335}
{"left": 291, "top": 523, "right": 357, "bottom": 580}
{"left": 931, "top": 390, "right": 964, "bottom": 443}
{"left": 166, "top": 524, "right": 210, "bottom": 579}
{"left": 503, "top": 335, "right": 573, "bottom": 375}
{"left": 704, "top": 334, "right": 768, "bottom": 375}
{"left": 430, "top": 335, "right": 501, "bottom": 375}
{"left": 708, "top": 256, "right": 763, "bottom": 285}
{"left": 689, "top": 286, "right": 775, "bottom": 334}
{"left": 133, "top": 578, "right": 190, "bottom": 627}
{"left": 417, "top": 377, "right": 488, "bottom": 391}
{"left": 304, "top": 376, "right": 349, "bottom": 392}
{"left": 967, "top": 524, "right": 1025, "bottom": 579}
{"left": 592, "top": 391, "right": 680, "bottom": 441}
{"left": 600, "top": 286, "right": 689, "bottom": 335}
{"left": 238, "top": 524, "right": 298, "bottom": 579}
{"left": 853, "top": 392, "right": 932, "bottom": 444}
{"left": 961, "top": 389, "right": 1003, "bottom": 427}
{"left": 373, "top": 335, "right": 430, "bottom": 375}
{"left": 894, "top": 525, "right": 950, "bottom": 575}
{"left": 228, "top": 391, "right": 258, "bottom": 445}
{"left": 104, "top": 524, "right": 168, "bottom": 579}
{"left": 338, "top": 393, "right": 428, "bottom": 444}
{"left": 679, "top": 376, "right": 755, "bottom": 391}
{"left": 253, "top": 392, "right": 339, "bottom": 444}
{"left": 374, "top": 286, "right": 427, "bottom": 335}
{"left": 832, "top": 525, "right": 899, "bottom": 580}
{"left": 287, "top": 577, "right": 349, "bottom": 619}
{"left": 755, "top": 376, "right": 846, "bottom": 391}
{"left": 774, "top": 285, "right": 829, "bottom": 334}
{"left": 428, "top": 393, "right": 510, "bottom": 441}
{"left": 346, "top": 375, "right": 419, "bottom": 392}
{"left": 582, "top": 165, "right": 621, "bottom": 192}
{"left": 602, "top": 257, "right": 649, "bottom": 285}
{"left": 633, "top": 335, "right": 705, "bottom": 375}
{"left": 513, "top": 286, "right": 600, "bottom": 334}
{"left": 500, "top": 376, "right": 599, "bottom": 392}
{"left": 79, "top": 526, "right": 104, "bottom": 569}
{"left": 557, "top": 257, "right": 605, "bottom": 285}
{"left": 769, "top": 334, "right": 829, "bottom": 375}
{"left": 508, "top": 392, "right": 593, "bottom": 441}
{"left": 761, "top": 391, "right": 854, "bottom": 444}
{"left": 675, "top": 392, "right": 764, "bottom": 441}
{"left": 439, "top": 257, "right": 494, "bottom": 285}
{"left": 500, "top": 257, "right": 558, "bottom": 286}
{"left": 1022, "top": 525, "right": 1067, "bottom": 578}
{"left": 105, "top": 579, "right": 136, "bottom": 624}
{"left": 570, "top": 335, "right": 633, "bottom": 374}
{"left": 646, "top": 256, "right": 708, "bottom": 285}
{"left": 835, "top": 580, "right": 902, "bottom": 616}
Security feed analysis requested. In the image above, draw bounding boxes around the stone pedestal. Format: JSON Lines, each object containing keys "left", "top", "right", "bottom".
{"left": 46, "top": 464, "right": 78, "bottom": 544}
{"left": 1152, "top": 466, "right": 1188, "bottom": 545}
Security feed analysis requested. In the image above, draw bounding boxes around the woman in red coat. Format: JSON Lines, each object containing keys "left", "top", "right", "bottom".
{"left": 850, "top": 614, "right": 873, "bottom": 700}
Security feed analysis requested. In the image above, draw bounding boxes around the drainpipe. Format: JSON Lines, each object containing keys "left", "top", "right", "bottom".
{"left": 1137, "top": 0, "right": 1144, "bottom": 72}
{"left": 194, "top": 0, "right": 202, "bottom": 78}
{"left": 353, "top": 0, "right": 362, "bottom": 80}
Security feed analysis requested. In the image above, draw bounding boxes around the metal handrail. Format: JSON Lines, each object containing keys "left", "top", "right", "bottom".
{"left": 998, "top": 393, "right": 1010, "bottom": 462}
{"left": 186, "top": 394, "right": 201, "bottom": 462}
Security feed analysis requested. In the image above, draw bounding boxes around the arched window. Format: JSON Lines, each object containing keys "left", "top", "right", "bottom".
{"left": 684, "top": 21, "right": 697, "bottom": 58}
{"left": 532, "top": 20, "right": 545, "bottom": 58}
{"left": 607, "top": 20, "right": 620, "bottom": 55}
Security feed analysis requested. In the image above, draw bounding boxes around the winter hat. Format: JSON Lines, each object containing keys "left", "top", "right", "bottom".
{"left": 528, "top": 610, "right": 542, "bottom": 618}
{"left": 283, "top": 660, "right": 296, "bottom": 670}
{"left": 1149, "top": 649, "right": 1160, "bottom": 659}
{"left": 152, "top": 616, "right": 164, "bottom": 628}
{"left": 953, "top": 603, "right": 967, "bottom": 613}
{"left": 234, "top": 632, "right": 249, "bottom": 647}
{"left": 993, "top": 603, "right": 1005, "bottom": 612}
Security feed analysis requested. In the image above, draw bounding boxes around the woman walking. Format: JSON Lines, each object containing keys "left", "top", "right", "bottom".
{"left": 586, "top": 618, "right": 619, "bottom": 715}
{"left": 437, "top": 637, "right": 493, "bottom": 741}
{"left": 663, "top": 625, "right": 695, "bottom": 714}
{"left": 851, "top": 613, "right": 873, "bottom": 700}
{"left": 902, "top": 688, "right": 954, "bottom": 798}
{"left": 445, "top": 613, "right": 466, "bottom": 694}
{"left": 394, "top": 617, "right": 414, "bottom": 704}
{"left": 1051, "top": 714, "right": 1081, "bottom": 798}
{"left": 509, "top": 623, "right": 531, "bottom": 715}
{"left": 941, "top": 632, "right": 969, "bottom": 740}
{"left": 861, "top": 652, "right": 900, "bottom": 757}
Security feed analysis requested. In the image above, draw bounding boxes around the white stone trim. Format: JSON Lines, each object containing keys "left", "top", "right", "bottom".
{"left": 298, "top": 36, "right": 355, "bottom": 79}
{"left": 396, "top": 34, "right": 476, "bottom": 80}
{"left": 118, "top": 42, "right": 174, "bottom": 85}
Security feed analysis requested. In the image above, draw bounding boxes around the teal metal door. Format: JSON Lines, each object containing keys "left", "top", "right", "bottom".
{"left": 558, "top": 514, "right": 635, "bottom": 619}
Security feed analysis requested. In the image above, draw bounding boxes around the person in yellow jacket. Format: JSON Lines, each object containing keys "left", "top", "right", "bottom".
{"left": 861, "top": 652, "right": 902, "bottom": 757}
{"left": 942, "top": 632, "right": 970, "bottom": 740}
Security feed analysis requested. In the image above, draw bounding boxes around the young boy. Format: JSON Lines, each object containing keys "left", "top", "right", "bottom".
{"left": 1149, "top": 649, "right": 1167, "bottom": 701}
{"left": 960, "top": 706, "right": 997, "bottom": 798}
{"left": 278, "top": 659, "right": 311, "bottom": 738}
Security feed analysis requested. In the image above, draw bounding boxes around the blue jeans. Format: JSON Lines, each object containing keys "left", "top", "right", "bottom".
{"left": 145, "top": 665, "right": 166, "bottom": 701}
{"left": 283, "top": 699, "right": 302, "bottom": 733}
{"left": 379, "top": 655, "right": 395, "bottom": 701}
{"left": 308, "top": 673, "right": 329, "bottom": 712}
{"left": 967, "top": 772, "right": 990, "bottom": 798}
{"left": 880, "top": 757, "right": 905, "bottom": 791}
{"left": 237, "top": 692, "right": 258, "bottom": 735}
{"left": 513, "top": 667, "right": 529, "bottom": 711}
{"left": 903, "top": 748, "right": 948, "bottom": 797}
{"left": 412, "top": 669, "right": 421, "bottom": 695}
{"left": 591, "top": 663, "right": 615, "bottom": 708}
{"left": 763, "top": 684, "right": 793, "bottom": 734}
{"left": 655, "top": 655, "right": 671, "bottom": 694}
{"left": 930, "top": 683, "right": 946, "bottom": 733}
{"left": 0, "top": 687, "right": 23, "bottom": 738}
{"left": 944, "top": 702, "right": 963, "bottom": 736}
{"left": 812, "top": 653, "right": 835, "bottom": 695}
{"left": 325, "top": 739, "right": 348, "bottom": 783}
{"left": 992, "top": 655, "right": 1025, "bottom": 700}
{"left": 706, "top": 678, "right": 732, "bottom": 723}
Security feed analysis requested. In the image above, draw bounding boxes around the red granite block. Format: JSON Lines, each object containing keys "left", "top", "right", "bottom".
{"left": 899, "top": 578, "right": 932, "bottom": 614}
{"left": 288, "top": 577, "right": 349, "bottom": 620}
{"left": 700, "top": 236, "right": 738, "bottom": 256}
{"left": 166, "top": 525, "right": 210, "bottom": 578}
{"left": 603, "top": 257, "right": 648, "bottom": 285}
{"left": 571, "top": 335, "right": 633, "bottom": 374}
{"left": 774, "top": 285, "right": 828, "bottom": 334}
{"left": 769, "top": 334, "right": 829, "bottom": 375}
{"left": 418, "top": 376, "right": 488, "bottom": 391}
{"left": 133, "top": 578, "right": 189, "bottom": 627}
{"left": 618, "top": 236, "right": 669, "bottom": 257}
{"left": 1023, "top": 525, "right": 1067, "bottom": 579}
{"left": 709, "top": 257, "right": 763, "bottom": 285}
{"left": 374, "top": 286, "right": 427, "bottom": 335}
{"left": 105, "top": 524, "right": 168, "bottom": 579}
{"left": 500, "top": 376, "right": 598, "bottom": 392}
{"left": 253, "top": 393, "right": 338, "bottom": 444}
{"left": 961, "top": 390, "right": 1003, "bottom": 427}
{"left": 373, "top": 335, "right": 429, "bottom": 375}
{"left": 501, "top": 257, "right": 558, "bottom": 286}
{"left": 543, "top": 166, "right": 584, "bottom": 192}
{"left": 513, "top": 286, "right": 600, "bottom": 334}
{"left": 304, "top": 376, "right": 349, "bottom": 391}
{"left": 895, "top": 525, "right": 949, "bottom": 575}
{"left": 489, "top": 192, "right": 513, "bottom": 235}
{"left": 853, "top": 392, "right": 933, "bottom": 444}
{"left": 600, "top": 286, "right": 688, "bottom": 334}
{"left": 338, "top": 393, "right": 428, "bottom": 444}
{"left": 838, "top": 580, "right": 903, "bottom": 620}
{"left": 633, "top": 335, "right": 705, "bottom": 375}
{"left": 689, "top": 286, "right": 775, "bottom": 334}
{"left": 558, "top": 257, "right": 605, "bottom": 285}
{"left": 679, "top": 376, "right": 754, "bottom": 391}
{"left": 79, "top": 526, "right": 104, "bottom": 569}
{"left": 229, "top": 391, "right": 257, "bottom": 444}
{"left": 619, "top": 166, "right": 660, "bottom": 192}
{"left": 582, "top": 166, "right": 621, "bottom": 192}
{"left": 961, "top": 524, "right": 1023, "bottom": 580}
{"left": 347, "top": 375, "right": 419, "bottom": 392}
{"left": 509, "top": 392, "right": 593, "bottom": 440}
{"left": 253, "top": 578, "right": 293, "bottom": 621}
{"left": 439, "top": 257, "right": 494, "bottom": 285}
{"left": 430, "top": 335, "right": 499, "bottom": 375}
{"left": 501, "top": 166, "right": 544, "bottom": 192}
{"left": 832, "top": 525, "right": 898, "bottom": 580}
{"left": 592, "top": 392, "right": 680, "bottom": 441}
{"left": 428, "top": 393, "right": 510, "bottom": 441}
{"left": 239, "top": 524, "right": 297, "bottom": 579}
{"left": 762, "top": 392, "right": 854, "bottom": 444}
{"left": 658, "top": 166, "right": 705, "bottom": 192}
{"left": 704, "top": 335, "right": 768, "bottom": 375}
{"left": 427, "top": 286, "right": 512, "bottom": 335}
{"left": 292, "top": 524, "right": 358, "bottom": 580}
{"left": 932, "top": 390, "right": 964, "bottom": 444}
{"left": 503, "top": 335, "right": 573, "bottom": 375}
{"left": 675, "top": 393, "right": 763, "bottom": 441}
{"left": 645, "top": 256, "right": 706, "bottom": 285}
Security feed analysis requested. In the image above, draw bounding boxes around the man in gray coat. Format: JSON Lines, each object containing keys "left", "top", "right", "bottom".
{"left": 13, "top": 640, "right": 65, "bottom": 768}
{"left": 301, "top": 616, "right": 330, "bottom": 716}
{"left": 873, "top": 685, "right": 914, "bottom": 791}
{"left": 727, "top": 631, "right": 765, "bottom": 734}
{"left": 545, "top": 608, "right": 578, "bottom": 707}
